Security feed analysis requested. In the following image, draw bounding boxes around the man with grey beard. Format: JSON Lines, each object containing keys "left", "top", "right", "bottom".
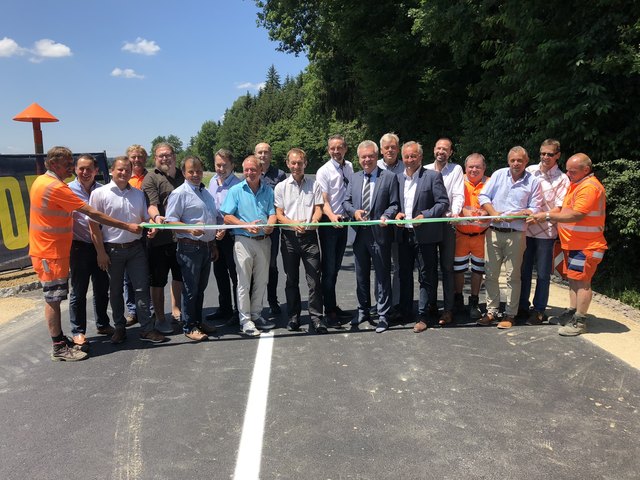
{"left": 142, "top": 142, "right": 185, "bottom": 335}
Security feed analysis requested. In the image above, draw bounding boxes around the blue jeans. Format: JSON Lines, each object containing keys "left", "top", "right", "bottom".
{"left": 519, "top": 236, "right": 556, "bottom": 312}
{"left": 177, "top": 242, "right": 212, "bottom": 331}
{"left": 69, "top": 240, "right": 110, "bottom": 335}
{"left": 318, "top": 222, "right": 348, "bottom": 313}
{"left": 106, "top": 241, "right": 153, "bottom": 332}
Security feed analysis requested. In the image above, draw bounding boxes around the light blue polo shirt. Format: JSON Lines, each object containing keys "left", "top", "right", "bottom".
{"left": 220, "top": 179, "right": 275, "bottom": 237}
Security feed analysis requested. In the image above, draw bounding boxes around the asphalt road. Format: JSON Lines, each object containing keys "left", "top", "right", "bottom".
{"left": 1, "top": 247, "right": 639, "bottom": 480}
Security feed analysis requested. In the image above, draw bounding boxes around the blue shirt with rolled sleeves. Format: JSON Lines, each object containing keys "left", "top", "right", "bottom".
{"left": 478, "top": 167, "right": 543, "bottom": 231}
{"left": 220, "top": 180, "right": 275, "bottom": 238}
{"left": 165, "top": 182, "right": 218, "bottom": 242}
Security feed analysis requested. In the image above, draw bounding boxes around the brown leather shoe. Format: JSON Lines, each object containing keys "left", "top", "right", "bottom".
{"left": 197, "top": 321, "right": 217, "bottom": 335}
{"left": 185, "top": 328, "right": 208, "bottom": 342}
{"left": 438, "top": 311, "right": 454, "bottom": 327}
{"left": 96, "top": 325, "right": 115, "bottom": 336}
{"left": 526, "top": 311, "right": 547, "bottom": 325}
{"left": 477, "top": 312, "right": 496, "bottom": 326}
{"left": 111, "top": 326, "right": 127, "bottom": 344}
{"left": 139, "top": 329, "right": 166, "bottom": 343}
{"left": 72, "top": 333, "right": 88, "bottom": 346}
{"left": 497, "top": 316, "right": 515, "bottom": 329}
{"left": 413, "top": 320, "right": 428, "bottom": 333}
{"left": 125, "top": 314, "right": 138, "bottom": 327}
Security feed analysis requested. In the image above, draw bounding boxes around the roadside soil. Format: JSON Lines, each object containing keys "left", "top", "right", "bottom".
{"left": 1, "top": 267, "right": 638, "bottom": 370}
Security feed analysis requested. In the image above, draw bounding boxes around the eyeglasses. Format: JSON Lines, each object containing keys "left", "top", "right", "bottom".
{"left": 540, "top": 152, "right": 558, "bottom": 157}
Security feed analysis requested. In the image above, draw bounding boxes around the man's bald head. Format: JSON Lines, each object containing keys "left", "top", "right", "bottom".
{"left": 565, "top": 153, "right": 593, "bottom": 183}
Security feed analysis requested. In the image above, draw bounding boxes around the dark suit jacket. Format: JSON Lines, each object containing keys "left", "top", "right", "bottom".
{"left": 396, "top": 167, "right": 449, "bottom": 244}
{"left": 343, "top": 168, "right": 399, "bottom": 247}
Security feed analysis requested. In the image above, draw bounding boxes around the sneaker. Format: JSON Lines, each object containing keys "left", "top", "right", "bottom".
{"left": 558, "top": 315, "right": 587, "bottom": 336}
{"left": 311, "top": 320, "right": 328, "bottom": 334}
{"left": 375, "top": 318, "right": 389, "bottom": 333}
{"left": 111, "top": 326, "right": 127, "bottom": 344}
{"left": 52, "top": 341, "right": 89, "bottom": 362}
{"left": 497, "top": 315, "right": 515, "bottom": 329}
{"left": 549, "top": 308, "right": 576, "bottom": 326}
{"left": 125, "top": 313, "right": 138, "bottom": 327}
{"left": 184, "top": 327, "right": 208, "bottom": 342}
{"left": 477, "top": 312, "right": 496, "bottom": 326}
{"left": 154, "top": 316, "right": 174, "bottom": 334}
{"left": 254, "top": 317, "right": 276, "bottom": 331}
{"left": 526, "top": 310, "right": 547, "bottom": 325}
{"left": 139, "top": 329, "right": 166, "bottom": 343}
{"left": 96, "top": 325, "right": 116, "bottom": 336}
{"left": 241, "top": 320, "right": 261, "bottom": 337}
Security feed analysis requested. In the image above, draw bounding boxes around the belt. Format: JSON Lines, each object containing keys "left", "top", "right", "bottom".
{"left": 457, "top": 228, "right": 488, "bottom": 237}
{"left": 178, "top": 237, "right": 215, "bottom": 248}
{"left": 282, "top": 229, "right": 316, "bottom": 238}
{"left": 104, "top": 239, "right": 140, "bottom": 249}
{"left": 490, "top": 226, "right": 519, "bottom": 233}
{"left": 239, "top": 234, "right": 268, "bottom": 241}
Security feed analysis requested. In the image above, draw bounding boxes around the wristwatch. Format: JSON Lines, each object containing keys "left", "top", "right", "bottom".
{"left": 545, "top": 212, "right": 551, "bottom": 222}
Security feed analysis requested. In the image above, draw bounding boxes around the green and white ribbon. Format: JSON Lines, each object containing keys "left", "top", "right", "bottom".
{"left": 141, "top": 215, "right": 527, "bottom": 231}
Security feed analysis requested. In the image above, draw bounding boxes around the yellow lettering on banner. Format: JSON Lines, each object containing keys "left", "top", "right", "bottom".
{"left": 25, "top": 175, "right": 39, "bottom": 192}
{"left": 0, "top": 176, "right": 29, "bottom": 250}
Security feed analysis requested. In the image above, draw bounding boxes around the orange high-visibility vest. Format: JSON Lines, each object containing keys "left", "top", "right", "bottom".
{"left": 456, "top": 176, "right": 490, "bottom": 234}
{"left": 29, "top": 172, "right": 86, "bottom": 258}
{"left": 558, "top": 174, "right": 607, "bottom": 251}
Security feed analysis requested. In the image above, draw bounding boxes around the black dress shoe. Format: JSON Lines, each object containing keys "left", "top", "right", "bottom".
{"left": 269, "top": 303, "right": 282, "bottom": 315}
{"left": 287, "top": 318, "right": 300, "bottom": 331}
{"left": 325, "top": 312, "right": 344, "bottom": 329}
{"left": 334, "top": 306, "right": 353, "bottom": 320}
{"left": 311, "top": 320, "right": 328, "bottom": 334}
{"left": 207, "top": 309, "right": 232, "bottom": 321}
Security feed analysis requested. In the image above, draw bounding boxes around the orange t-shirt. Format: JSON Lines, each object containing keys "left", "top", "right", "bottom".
{"left": 129, "top": 170, "right": 147, "bottom": 190}
{"left": 29, "top": 172, "right": 86, "bottom": 258}
{"left": 558, "top": 174, "right": 607, "bottom": 251}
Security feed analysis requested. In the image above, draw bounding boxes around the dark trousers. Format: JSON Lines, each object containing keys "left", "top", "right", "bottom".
{"left": 106, "top": 241, "right": 153, "bottom": 332}
{"left": 69, "top": 240, "right": 110, "bottom": 335}
{"left": 398, "top": 229, "right": 438, "bottom": 317}
{"left": 429, "top": 224, "right": 456, "bottom": 311}
{"left": 267, "top": 231, "right": 280, "bottom": 305}
{"left": 519, "top": 236, "right": 556, "bottom": 312}
{"left": 353, "top": 228, "right": 392, "bottom": 319}
{"left": 280, "top": 230, "right": 323, "bottom": 322}
{"left": 318, "top": 220, "right": 348, "bottom": 313}
{"left": 213, "top": 233, "right": 238, "bottom": 313}
{"left": 177, "top": 242, "right": 212, "bottom": 331}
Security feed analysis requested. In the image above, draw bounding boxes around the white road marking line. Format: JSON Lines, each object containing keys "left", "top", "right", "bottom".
{"left": 234, "top": 331, "right": 275, "bottom": 479}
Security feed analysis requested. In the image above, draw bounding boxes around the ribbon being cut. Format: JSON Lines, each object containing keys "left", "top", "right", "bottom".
{"left": 141, "top": 214, "right": 528, "bottom": 231}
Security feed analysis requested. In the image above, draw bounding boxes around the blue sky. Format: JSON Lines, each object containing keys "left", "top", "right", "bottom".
{"left": 0, "top": 0, "right": 308, "bottom": 157}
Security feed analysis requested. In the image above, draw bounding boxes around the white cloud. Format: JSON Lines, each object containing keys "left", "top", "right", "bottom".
{"left": 236, "top": 81, "right": 265, "bottom": 91}
{"left": 0, "top": 37, "right": 25, "bottom": 57}
{"left": 122, "top": 37, "right": 160, "bottom": 56}
{"left": 32, "top": 39, "right": 72, "bottom": 58}
{"left": 111, "top": 67, "right": 145, "bottom": 79}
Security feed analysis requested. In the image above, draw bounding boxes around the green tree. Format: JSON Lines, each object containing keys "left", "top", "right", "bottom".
{"left": 192, "top": 120, "right": 220, "bottom": 170}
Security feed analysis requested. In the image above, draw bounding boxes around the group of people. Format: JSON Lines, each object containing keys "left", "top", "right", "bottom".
{"left": 28, "top": 134, "right": 607, "bottom": 362}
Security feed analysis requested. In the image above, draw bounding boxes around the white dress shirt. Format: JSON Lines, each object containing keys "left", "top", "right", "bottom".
{"left": 426, "top": 161, "right": 464, "bottom": 216}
